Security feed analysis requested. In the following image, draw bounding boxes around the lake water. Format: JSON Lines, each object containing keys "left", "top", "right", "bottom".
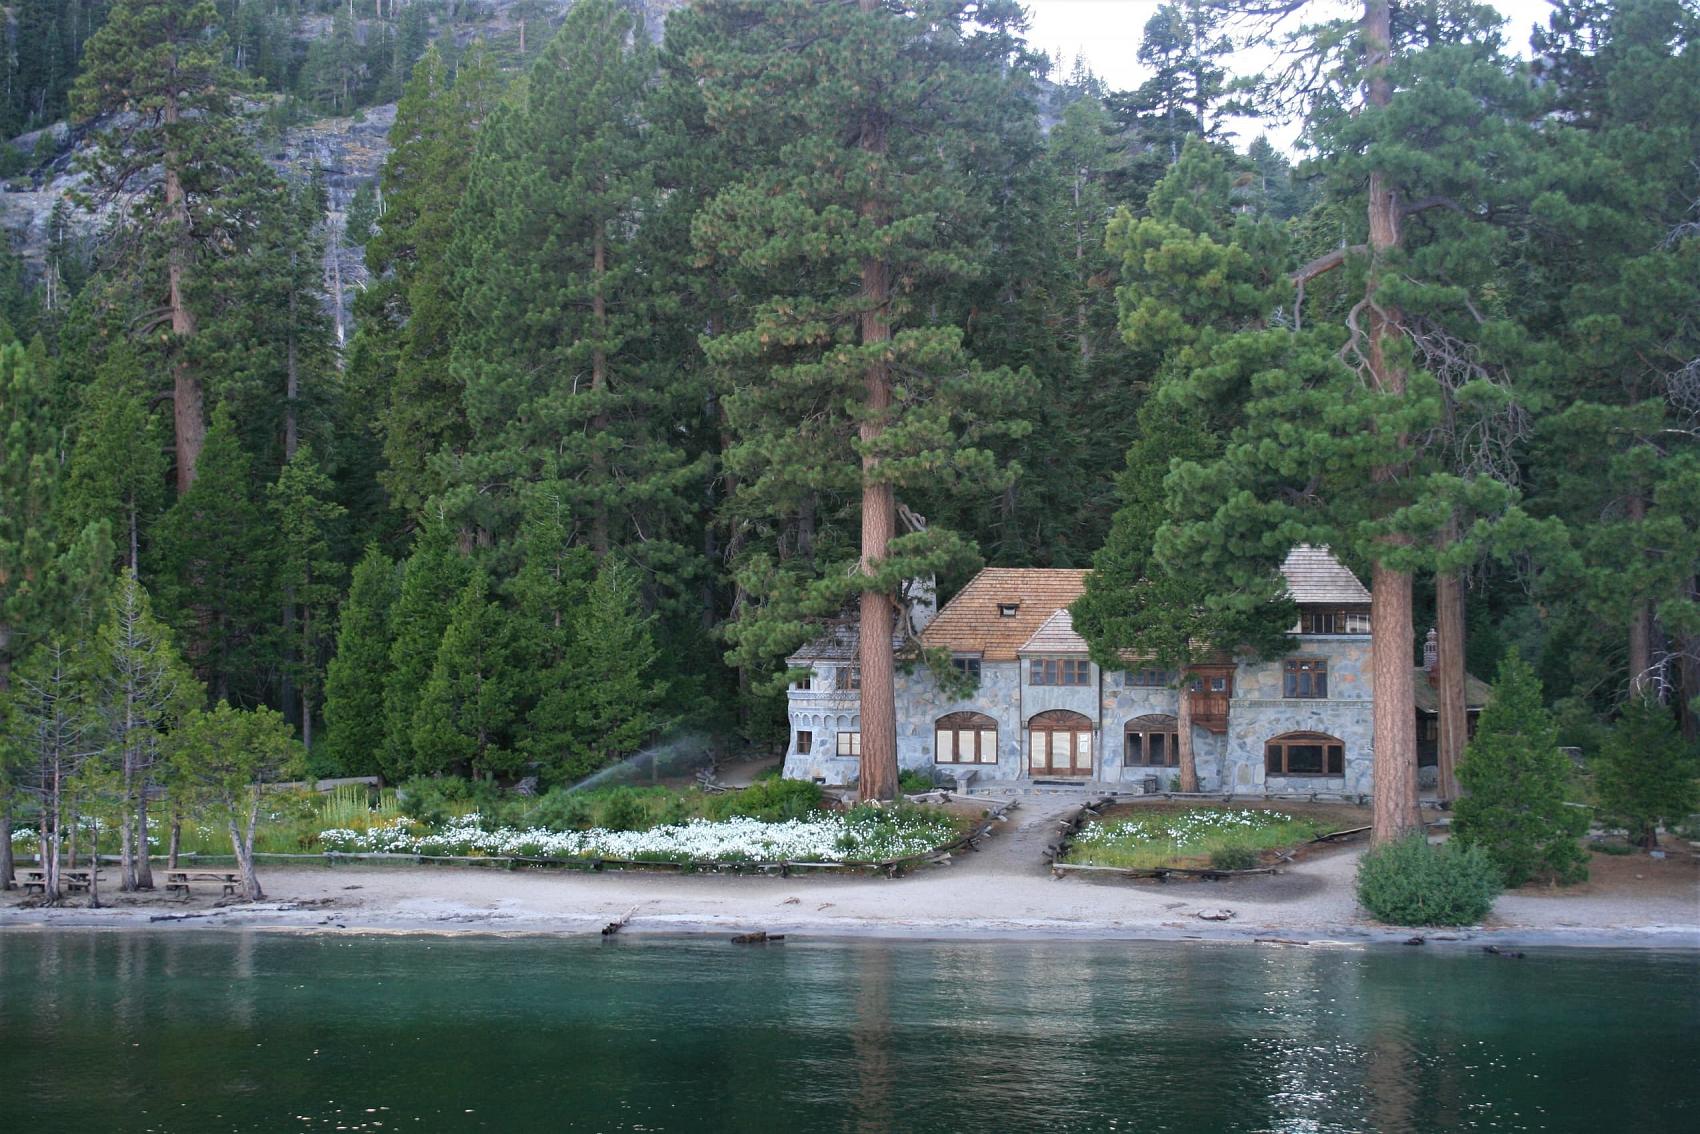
{"left": 0, "top": 932, "right": 1694, "bottom": 1132}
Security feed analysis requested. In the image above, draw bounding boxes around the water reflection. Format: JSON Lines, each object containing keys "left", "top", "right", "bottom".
{"left": 0, "top": 933, "right": 1694, "bottom": 1133}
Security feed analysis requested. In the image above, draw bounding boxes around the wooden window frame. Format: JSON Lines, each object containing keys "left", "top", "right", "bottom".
{"left": 836, "top": 731, "right": 861, "bottom": 757}
{"left": 951, "top": 656, "right": 983, "bottom": 683}
{"left": 1264, "top": 732, "right": 1345, "bottom": 777}
{"left": 835, "top": 666, "right": 861, "bottom": 692}
{"left": 1299, "top": 609, "right": 1371, "bottom": 635}
{"left": 1125, "top": 668, "right": 1175, "bottom": 688}
{"left": 795, "top": 730, "right": 812, "bottom": 755}
{"left": 1029, "top": 658, "right": 1091, "bottom": 686}
{"left": 1283, "top": 658, "right": 1328, "bottom": 699}
{"left": 1123, "top": 715, "right": 1179, "bottom": 768}
{"left": 792, "top": 672, "right": 812, "bottom": 691}
{"left": 935, "top": 712, "right": 998, "bottom": 766}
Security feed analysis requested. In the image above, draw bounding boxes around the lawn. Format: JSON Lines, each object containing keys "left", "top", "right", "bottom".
{"left": 1061, "top": 804, "right": 1334, "bottom": 871}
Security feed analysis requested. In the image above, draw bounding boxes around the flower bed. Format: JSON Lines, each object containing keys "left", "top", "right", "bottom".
{"left": 1062, "top": 806, "right": 1327, "bottom": 871}
{"left": 319, "top": 807, "right": 960, "bottom": 866}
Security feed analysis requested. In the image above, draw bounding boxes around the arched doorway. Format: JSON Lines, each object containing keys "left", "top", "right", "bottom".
{"left": 1124, "top": 713, "right": 1179, "bottom": 768}
{"left": 1028, "top": 710, "right": 1094, "bottom": 777}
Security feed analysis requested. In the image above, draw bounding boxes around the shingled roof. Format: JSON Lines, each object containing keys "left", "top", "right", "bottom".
{"left": 919, "top": 568, "right": 1089, "bottom": 661}
{"left": 1280, "top": 545, "right": 1371, "bottom": 605}
{"left": 1020, "top": 608, "right": 1089, "bottom": 655}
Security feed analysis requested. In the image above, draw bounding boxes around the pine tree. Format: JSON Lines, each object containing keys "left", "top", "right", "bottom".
{"left": 153, "top": 404, "right": 272, "bottom": 705}
{"left": 322, "top": 545, "right": 398, "bottom": 778}
{"left": 1595, "top": 697, "right": 1700, "bottom": 850}
{"left": 268, "top": 445, "right": 347, "bottom": 754}
{"left": 1452, "top": 651, "right": 1589, "bottom": 887}
{"left": 1156, "top": 2, "right": 1543, "bottom": 842}
{"left": 93, "top": 569, "right": 198, "bottom": 892}
{"left": 447, "top": 0, "right": 703, "bottom": 567}
{"left": 688, "top": 0, "right": 1039, "bottom": 800}
{"left": 411, "top": 570, "right": 515, "bottom": 779}
{"left": 540, "top": 559, "right": 667, "bottom": 785}
{"left": 58, "top": 344, "right": 168, "bottom": 578}
{"left": 508, "top": 502, "right": 595, "bottom": 770}
{"left": 2, "top": 639, "right": 100, "bottom": 902}
{"left": 72, "top": 0, "right": 265, "bottom": 491}
{"left": 0, "top": 339, "right": 64, "bottom": 689}
{"left": 359, "top": 41, "right": 503, "bottom": 513}
{"left": 380, "top": 517, "right": 468, "bottom": 779}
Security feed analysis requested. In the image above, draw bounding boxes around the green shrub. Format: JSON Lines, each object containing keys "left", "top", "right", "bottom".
{"left": 1452, "top": 651, "right": 1589, "bottom": 887}
{"left": 1356, "top": 835, "right": 1501, "bottom": 927}
{"left": 709, "top": 778, "right": 823, "bottom": 822}
{"left": 595, "top": 788, "right": 650, "bottom": 832}
{"left": 531, "top": 788, "right": 596, "bottom": 831}
{"left": 1208, "top": 845, "right": 1258, "bottom": 871}
{"left": 899, "top": 768, "right": 937, "bottom": 794}
{"left": 1594, "top": 695, "right": 1700, "bottom": 849}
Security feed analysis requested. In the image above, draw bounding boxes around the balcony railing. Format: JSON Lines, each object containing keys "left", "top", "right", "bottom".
{"left": 1188, "top": 691, "right": 1231, "bottom": 733}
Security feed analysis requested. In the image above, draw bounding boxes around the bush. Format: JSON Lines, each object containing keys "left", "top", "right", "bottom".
{"left": 595, "top": 788, "right": 650, "bottom": 832}
{"left": 899, "top": 768, "right": 937, "bottom": 794}
{"left": 530, "top": 788, "right": 596, "bottom": 831}
{"left": 1595, "top": 695, "right": 1700, "bottom": 849}
{"left": 708, "top": 777, "right": 823, "bottom": 822}
{"left": 1208, "top": 845, "right": 1258, "bottom": 871}
{"left": 1355, "top": 834, "right": 1501, "bottom": 926}
{"left": 1452, "top": 651, "right": 1589, "bottom": 887}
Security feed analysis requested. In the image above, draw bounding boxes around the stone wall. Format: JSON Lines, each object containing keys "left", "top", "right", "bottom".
{"left": 788, "top": 633, "right": 1379, "bottom": 794}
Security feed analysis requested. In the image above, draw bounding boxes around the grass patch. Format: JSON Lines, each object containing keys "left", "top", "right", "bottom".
{"left": 1062, "top": 805, "right": 1328, "bottom": 870}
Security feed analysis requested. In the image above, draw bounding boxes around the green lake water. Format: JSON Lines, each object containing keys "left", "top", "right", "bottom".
{"left": 0, "top": 932, "right": 1694, "bottom": 1132}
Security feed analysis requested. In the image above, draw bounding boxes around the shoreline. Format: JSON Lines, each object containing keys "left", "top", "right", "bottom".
{"left": 3, "top": 908, "right": 1697, "bottom": 952}
{"left": 7, "top": 800, "right": 1695, "bottom": 953}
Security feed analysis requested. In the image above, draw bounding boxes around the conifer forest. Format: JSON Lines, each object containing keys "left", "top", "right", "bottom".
{"left": 0, "top": 0, "right": 1696, "bottom": 861}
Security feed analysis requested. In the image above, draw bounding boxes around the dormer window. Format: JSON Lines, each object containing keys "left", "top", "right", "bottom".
{"left": 998, "top": 602, "right": 1020, "bottom": 618}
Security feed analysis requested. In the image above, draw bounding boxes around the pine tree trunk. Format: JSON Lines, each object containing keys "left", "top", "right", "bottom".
{"left": 855, "top": 21, "right": 898, "bottom": 804}
{"left": 134, "top": 788, "right": 154, "bottom": 889}
{"left": 168, "top": 816, "right": 181, "bottom": 871}
{"left": 163, "top": 94, "right": 204, "bottom": 493}
{"left": 0, "top": 805, "right": 12, "bottom": 890}
{"left": 119, "top": 786, "right": 135, "bottom": 891}
{"left": 1176, "top": 678, "right": 1197, "bottom": 792}
{"left": 233, "top": 800, "right": 264, "bottom": 901}
{"left": 1435, "top": 556, "right": 1467, "bottom": 803}
{"left": 285, "top": 278, "right": 299, "bottom": 459}
{"left": 1360, "top": 0, "right": 1421, "bottom": 843}
{"left": 85, "top": 821, "right": 101, "bottom": 908}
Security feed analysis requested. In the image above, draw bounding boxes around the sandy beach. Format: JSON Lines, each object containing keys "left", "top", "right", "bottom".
{"left": 5, "top": 799, "right": 1697, "bottom": 949}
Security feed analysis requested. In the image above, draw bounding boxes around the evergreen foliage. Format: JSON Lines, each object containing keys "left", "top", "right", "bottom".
{"left": 1594, "top": 697, "right": 1700, "bottom": 850}
{"left": 412, "top": 569, "right": 516, "bottom": 779}
{"left": 1355, "top": 833, "right": 1501, "bottom": 927}
{"left": 380, "top": 517, "right": 468, "bottom": 779}
{"left": 321, "top": 544, "right": 398, "bottom": 778}
{"left": 1452, "top": 651, "right": 1589, "bottom": 887}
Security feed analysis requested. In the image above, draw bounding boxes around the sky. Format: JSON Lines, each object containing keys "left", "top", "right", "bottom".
{"left": 1023, "top": 0, "right": 1562, "bottom": 152}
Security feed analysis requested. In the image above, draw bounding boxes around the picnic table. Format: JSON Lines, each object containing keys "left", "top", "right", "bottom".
{"left": 165, "top": 870, "right": 240, "bottom": 897}
{"left": 18, "top": 868, "right": 97, "bottom": 894}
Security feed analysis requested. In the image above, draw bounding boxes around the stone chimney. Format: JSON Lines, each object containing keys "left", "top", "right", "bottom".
{"left": 1423, "top": 627, "right": 1439, "bottom": 685}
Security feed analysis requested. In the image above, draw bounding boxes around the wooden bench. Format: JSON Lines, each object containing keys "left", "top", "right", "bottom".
{"left": 166, "top": 871, "right": 239, "bottom": 897}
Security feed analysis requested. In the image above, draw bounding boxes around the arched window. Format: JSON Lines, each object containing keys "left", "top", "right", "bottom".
{"left": 1265, "top": 732, "right": 1345, "bottom": 776}
{"left": 1124, "top": 714, "right": 1179, "bottom": 768}
{"left": 1028, "top": 710, "right": 1094, "bottom": 776}
{"left": 936, "top": 712, "right": 998, "bottom": 765}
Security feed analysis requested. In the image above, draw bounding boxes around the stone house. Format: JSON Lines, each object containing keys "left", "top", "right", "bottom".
{"left": 783, "top": 545, "right": 1480, "bottom": 795}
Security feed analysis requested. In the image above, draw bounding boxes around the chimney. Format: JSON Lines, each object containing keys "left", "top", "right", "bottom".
{"left": 1423, "top": 627, "right": 1439, "bottom": 685}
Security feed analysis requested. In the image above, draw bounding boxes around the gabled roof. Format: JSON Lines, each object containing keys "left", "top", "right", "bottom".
{"left": 1020, "top": 608, "right": 1090, "bottom": 655}
{"left": 1413, "top": 670, "right": 1493, "bottom": 713}
{"left": 1281, "top": 545, "right": 1371, "bottom": 606}
{"left": 919, "top": 568, "right": 1089, "bottom": 661}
